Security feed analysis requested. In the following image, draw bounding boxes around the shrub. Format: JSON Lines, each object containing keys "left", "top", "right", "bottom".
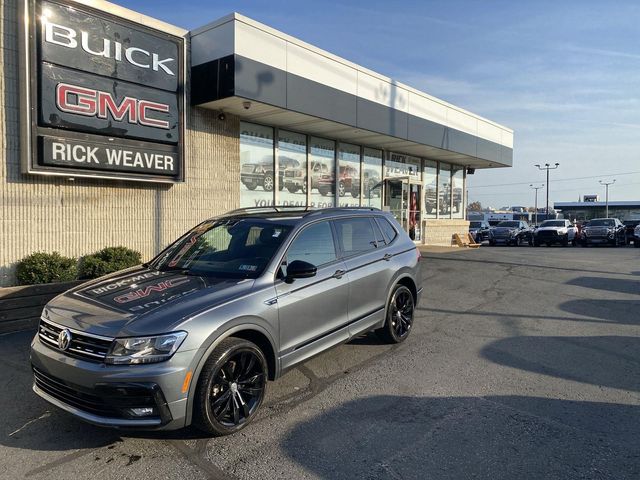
{"left": 15, "top": 252, "right": 77, "bottom": 285}
{"left": 78, "top": 246, "right": 142, "bottom": 279}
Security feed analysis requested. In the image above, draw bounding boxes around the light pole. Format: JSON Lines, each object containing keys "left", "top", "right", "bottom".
{"left": 599, "top": 179, "right": 615, "bottom": 218}
{"left": 535, "top": 163, "right": 560, "bottom": 219}
{"left": 530, "top": 183, "right": 544, "bottom": 226}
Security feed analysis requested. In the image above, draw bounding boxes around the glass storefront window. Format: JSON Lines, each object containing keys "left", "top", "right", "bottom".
{"left": 423, "top": 160, "right": 437, "bottom": 219}
{"left": 278, "top": 130, "right": 307, "bottom": 207}
{"left": 451, "top": 166, "right": 464, "bottom": 219}
{"left": 240, "top": 122, "right": 274, "bottom": 208}
{"left": 308, "top": 136, "right": 336, "bottom": 208}
{"left": 362, "top": 148, "right": 382, "bottom": 209}
{"left": 385, "top": 152, "right": 421, "bottom": 181}
{"left": 338, "top": 143, "right": 361, "bottom": 207}
{"left": 438, "top": 163, "right": 451, "bottom": 218}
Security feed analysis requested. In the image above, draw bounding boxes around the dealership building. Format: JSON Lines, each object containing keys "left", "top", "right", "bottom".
{"left": 0, "top": 0, "right": 513, "bottom": 286}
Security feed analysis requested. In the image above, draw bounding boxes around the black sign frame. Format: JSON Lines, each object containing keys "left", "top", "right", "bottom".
{"left": 19, "top": 0, "right": 186, "bottom": 183}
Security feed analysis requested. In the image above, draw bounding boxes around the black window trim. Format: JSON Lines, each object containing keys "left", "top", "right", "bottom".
{"left": 374, "top": 215, "right": 399, "bottom": 246}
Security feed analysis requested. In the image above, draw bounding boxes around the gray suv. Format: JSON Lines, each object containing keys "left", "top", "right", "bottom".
{"left": 30, "top": 207, "right": 422, "bottom": 436}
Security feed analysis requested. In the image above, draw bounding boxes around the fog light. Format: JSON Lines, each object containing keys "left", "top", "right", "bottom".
{"left": 128, "top": 407, "right": 155, "bottom": 417}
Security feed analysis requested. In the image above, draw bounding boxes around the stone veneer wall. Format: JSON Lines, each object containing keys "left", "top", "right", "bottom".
{"left": 0, "top": 0, "right": 240, "bottom": 286}
{"left": 422, "top": 219, "right": 470, "bottom": 246}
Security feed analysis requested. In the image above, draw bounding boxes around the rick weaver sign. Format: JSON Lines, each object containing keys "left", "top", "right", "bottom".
{"left": 21, "top": 0, "right": 185, "bottom": 182}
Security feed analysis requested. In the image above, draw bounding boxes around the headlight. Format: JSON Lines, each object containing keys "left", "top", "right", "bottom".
{"left": 106, "top": 331, "right": 187, "bottom": 365}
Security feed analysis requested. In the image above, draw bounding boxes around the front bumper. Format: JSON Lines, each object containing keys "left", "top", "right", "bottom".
{"left": 30, "top": 333, "right": 199, "bottom": 430}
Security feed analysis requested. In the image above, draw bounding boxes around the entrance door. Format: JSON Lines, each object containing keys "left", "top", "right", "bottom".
{"left": 383, "top": 179, "right": 422, "bottom": 241}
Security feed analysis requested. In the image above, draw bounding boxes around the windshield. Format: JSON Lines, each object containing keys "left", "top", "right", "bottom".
{"left": 541, "top": 220, "right": 566, "bottom": 227}
{"left": 496, "top": 221, "right": 520, "bottom": 228}
{"left": 469, "top": 222, "right": 483, "bottom": 228}
{"left": 589, "top": 219, "right": 615, "bottom": 227}
{"left": 151, "top": 219, "right": 293, "bottom": 278}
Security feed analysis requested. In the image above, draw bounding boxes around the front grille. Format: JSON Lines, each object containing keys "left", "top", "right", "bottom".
{"left": 33, "top": 367, "right": 121, "bottom": 417}
{"left": 39, "top": 318, "right": 113, "bottom": 362}
{"left": 493, "top": 231, "right": 511, "bottom": 238}
{"left": 33, "top": 367, "right": 162, "bottom": 420}
{"left": 537, "top": 230, "right": 559, "bottom": 239}
{"left": 584, "top": 227, "right": 608, "bottom": 237}
{"left": 285, "top": 170, "right": 296, "bottom": 177}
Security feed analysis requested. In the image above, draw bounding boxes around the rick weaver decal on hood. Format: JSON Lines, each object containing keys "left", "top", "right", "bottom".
{"left": 73, "top": 268, "right": 205, "bottom": 313}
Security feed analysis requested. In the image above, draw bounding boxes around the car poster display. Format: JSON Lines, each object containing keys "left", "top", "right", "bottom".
{"left": 239, "top": 122, "right": 274, "bottom": 208}
{"left": 279, "top": 130, "right": 307, "bottom": 206}
{"left": 451, "top": 167, "right": 464, "bottom": 218}
{"left": 424, "top": 160, "right": 438, "bottom": 217}
{"left": 363, "top": 148, "right": 382, "bottom": 209}
{"left": 338, "top": 143, "right": 361, "bottom": 207}
{"left": 308, "top": 137, "right": 335, "bottom": 208}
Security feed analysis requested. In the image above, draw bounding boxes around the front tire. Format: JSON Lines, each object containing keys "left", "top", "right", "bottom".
{"left": 376, "top": 285, "right": 415, "bottom": 343}
{"left": 193, "top": 337, "right": 268, "bottom": 436}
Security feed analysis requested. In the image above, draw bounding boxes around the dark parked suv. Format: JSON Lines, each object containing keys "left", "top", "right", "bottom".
{"left": 31, "top": 207, "right": 422, "bottom": 436}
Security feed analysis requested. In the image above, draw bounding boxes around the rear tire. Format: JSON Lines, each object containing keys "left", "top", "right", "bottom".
{"left": 193, "top": 337, "right": 268, "bottom": 436}
{"left": 376, "top": 285, "right": 415, "bottom": 344}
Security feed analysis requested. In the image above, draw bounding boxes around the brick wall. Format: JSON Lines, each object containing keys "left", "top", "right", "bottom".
{"left": 0, "top": 0, "right": 240, "bottom": 286}
{"left": 422, "top": 219, "right": 470, "bottom": 246}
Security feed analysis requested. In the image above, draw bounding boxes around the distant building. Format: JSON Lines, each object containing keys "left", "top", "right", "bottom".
{"left": 554, "top": 201, "right": 640, "bottom": 221}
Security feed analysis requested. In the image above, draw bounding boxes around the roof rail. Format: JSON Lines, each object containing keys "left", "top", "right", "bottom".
{"left": 303, "top": 207, "right": 381, "bottom": 217}
{"left": 225, "top": 206, "right": 316, "bottom": 215}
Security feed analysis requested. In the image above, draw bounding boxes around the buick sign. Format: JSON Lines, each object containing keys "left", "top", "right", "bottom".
{"left": 20, "top": 0, "right": 185, "bottom": 183}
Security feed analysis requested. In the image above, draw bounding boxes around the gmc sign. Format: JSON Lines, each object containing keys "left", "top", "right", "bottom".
{"left": 20, "top": 0, "right": 185, "bottom": 183}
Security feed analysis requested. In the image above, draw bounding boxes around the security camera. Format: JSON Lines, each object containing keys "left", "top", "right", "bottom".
{"left": 242, "top": 101, "right": 251, "bottom": 110}
{"left": 217, "top": 112, "right": 226, "bottom": 121}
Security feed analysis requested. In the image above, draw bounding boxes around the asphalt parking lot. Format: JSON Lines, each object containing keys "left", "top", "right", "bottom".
{"left": 1, "top": 245, "right": 639, "bottom": 480}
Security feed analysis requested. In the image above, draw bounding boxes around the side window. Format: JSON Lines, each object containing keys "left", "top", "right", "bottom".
{"left": 334, "top": 217, "right": 378, "bottom": 256}
{"left": 376, "top": 217, "right": 398, "bottom": 244}
{"left": 285, "top": 221, "right": 337, "bottom": 271}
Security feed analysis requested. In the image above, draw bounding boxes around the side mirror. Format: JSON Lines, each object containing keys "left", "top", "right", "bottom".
{"left": 285, "top": 260, "right": 317, "bottom": 283}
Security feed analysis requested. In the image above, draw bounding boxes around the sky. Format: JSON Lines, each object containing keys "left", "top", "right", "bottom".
{"left": 122, "top": 0, "right": 640, "bottom": 209}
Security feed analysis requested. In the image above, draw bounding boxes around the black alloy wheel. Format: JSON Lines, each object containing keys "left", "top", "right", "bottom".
{"left": 377, "top": 284, "right": 415, "bottom": 343}
{"left": 193, "top": 337, "right": 268, "bottom": 436}
{"left": 338, "top": 181, "right": 346, "bottom": 197}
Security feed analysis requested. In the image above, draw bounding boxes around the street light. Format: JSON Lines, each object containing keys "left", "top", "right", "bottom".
{"left": 599, "top": 179, "right": 615, "bottom": 218}
{"left": 535, "top": 163, "right": 560, "bottom": 219}
{"left": 530, "top": 183, "right": 544, "bottom": 226}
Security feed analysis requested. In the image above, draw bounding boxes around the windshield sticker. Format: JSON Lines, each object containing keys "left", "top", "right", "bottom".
{"left": 168, "top": 234, "right": 199, "bottom": 267}
{"left": 239, "top": 264, "right": 258, "bottom": 272}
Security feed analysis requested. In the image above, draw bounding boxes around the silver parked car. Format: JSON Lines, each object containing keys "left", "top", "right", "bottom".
{"left": 30, "top": 207, "right": 422, "bottom": 436}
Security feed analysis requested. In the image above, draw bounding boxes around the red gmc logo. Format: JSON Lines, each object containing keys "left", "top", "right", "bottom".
{"left": 113, "top": 278, "right": 190, "bottom": 304}
{"left": 56, "top": 83, "right": 170, "bottom": 129}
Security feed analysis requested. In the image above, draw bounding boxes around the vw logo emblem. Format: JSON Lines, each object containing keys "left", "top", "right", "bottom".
{"left": 57, "top": 329, "right": 72, "bottom": 351}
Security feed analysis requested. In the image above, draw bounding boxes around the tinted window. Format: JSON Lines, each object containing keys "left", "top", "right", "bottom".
{"left": 541, "top": 220, "right": 566, "bottom": 227}
{"left": 334, "top": 217, "right": 377, "bottom": 255}
{"left": 376, "top": 217, "right": 398, "bottom": 244}
{"left": 497, "top": 221, "right": 520, "bottom": 227}
{"left": 469, "top": 222, "right": 482, "bottom": 228}
{"left": 285, "top": 221, "right": 337, "bottom": 269}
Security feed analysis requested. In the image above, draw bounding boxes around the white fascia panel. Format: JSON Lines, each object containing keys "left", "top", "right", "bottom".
{"left": 287, "top": 43, "right": 357, "bottom": 95}
{"left": 190, "top": 20, "right": 235, "bottom": 67}
{"left": 477, "top": 121, "right": 502, "bottom": 145}
{"left": 446, "top": 108, "right": 478, "bottom": 137}
{"left": 501, "top": 129, "right": 514, "bottom": 149}
{"left": 407, "top": 92, "right": 447, "bottom": 127}
{"left": 235, "top": 21, "right": 287, "bottom": 71}
{"left": 357, "top": 71, "right": 408, "bottom": 112}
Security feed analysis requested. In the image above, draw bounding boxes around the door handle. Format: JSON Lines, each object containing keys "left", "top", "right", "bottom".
{"left": 332, "top": 269, "right": 346, "bottom": 279}
{"left": 383, "top": 253, "right": 393, "bottom": 261}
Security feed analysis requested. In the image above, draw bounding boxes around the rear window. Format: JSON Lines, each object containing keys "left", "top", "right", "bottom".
{"left": 376, "top": 217, "right": 398, "bottom": 244}
{"left": 333, "top": 217, "right": 378, "bottom": 255}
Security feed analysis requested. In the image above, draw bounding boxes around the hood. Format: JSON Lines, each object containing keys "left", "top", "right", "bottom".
{"left": 42, "top": 266, "right": 255, "bottom": 338}
{"left": 493, "top": 227, "right": 518, "bottom": 234}
{"left": 538, "top": 226, "right": 566, "bottom": 232}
